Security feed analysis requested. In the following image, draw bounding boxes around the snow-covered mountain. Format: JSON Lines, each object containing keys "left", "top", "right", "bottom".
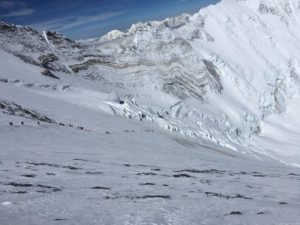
{"left": 93, "top": 0, "right": 300, "bottom": 164}
{"left": 3, "top": 0, "right": 300, "bottom": 164}
{"left": 1, "top": 0, "right": 300, "bottom": 224}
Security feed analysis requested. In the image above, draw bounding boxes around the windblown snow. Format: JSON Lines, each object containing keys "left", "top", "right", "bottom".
{"left": 0, "top": 0, "right": 300, "bottom": 224}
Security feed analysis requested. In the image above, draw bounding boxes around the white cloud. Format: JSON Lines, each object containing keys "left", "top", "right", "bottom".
{"left": 0, "top": 8, "right": 34, "bottom": 17}
{"left": 0, "top": 1, "right": 33, "bottom": 17}
{"left": 30, "top": 11, "right": 125, "bottom": 32}
{"left": 0, "top": 1, "right": 16, "bottom": 10}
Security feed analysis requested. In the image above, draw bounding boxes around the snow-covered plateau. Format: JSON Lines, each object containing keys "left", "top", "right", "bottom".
{"left": 0, "top": 0, "right": 300, "bottom": 224}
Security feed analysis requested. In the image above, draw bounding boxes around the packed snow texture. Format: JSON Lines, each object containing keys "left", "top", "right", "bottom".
{"left": 1, "top": 0, "right": 300, "bottom": 224}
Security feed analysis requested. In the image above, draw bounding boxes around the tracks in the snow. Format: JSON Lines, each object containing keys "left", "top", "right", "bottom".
{"left": 1, "top": 159, "right": 298, "bottom": 209}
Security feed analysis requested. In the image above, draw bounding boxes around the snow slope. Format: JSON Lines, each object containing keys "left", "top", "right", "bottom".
{"left": 1, "top": 0, "right": 300, "bottom": 224}
{"left": 251, "top": 96, "right": 300, "bottom": 167}
{"left": 0, "top": 48, "right": 300, "bottom": 225}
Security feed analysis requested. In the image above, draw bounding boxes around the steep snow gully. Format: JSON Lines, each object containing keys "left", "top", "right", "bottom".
{"left": 1, "top": 0, "right": 300, "bottom": 224}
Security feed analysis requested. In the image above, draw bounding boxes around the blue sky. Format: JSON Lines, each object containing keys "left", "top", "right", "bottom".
{"left": 0, "top": 0, "right": 218, "bottom": 39}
